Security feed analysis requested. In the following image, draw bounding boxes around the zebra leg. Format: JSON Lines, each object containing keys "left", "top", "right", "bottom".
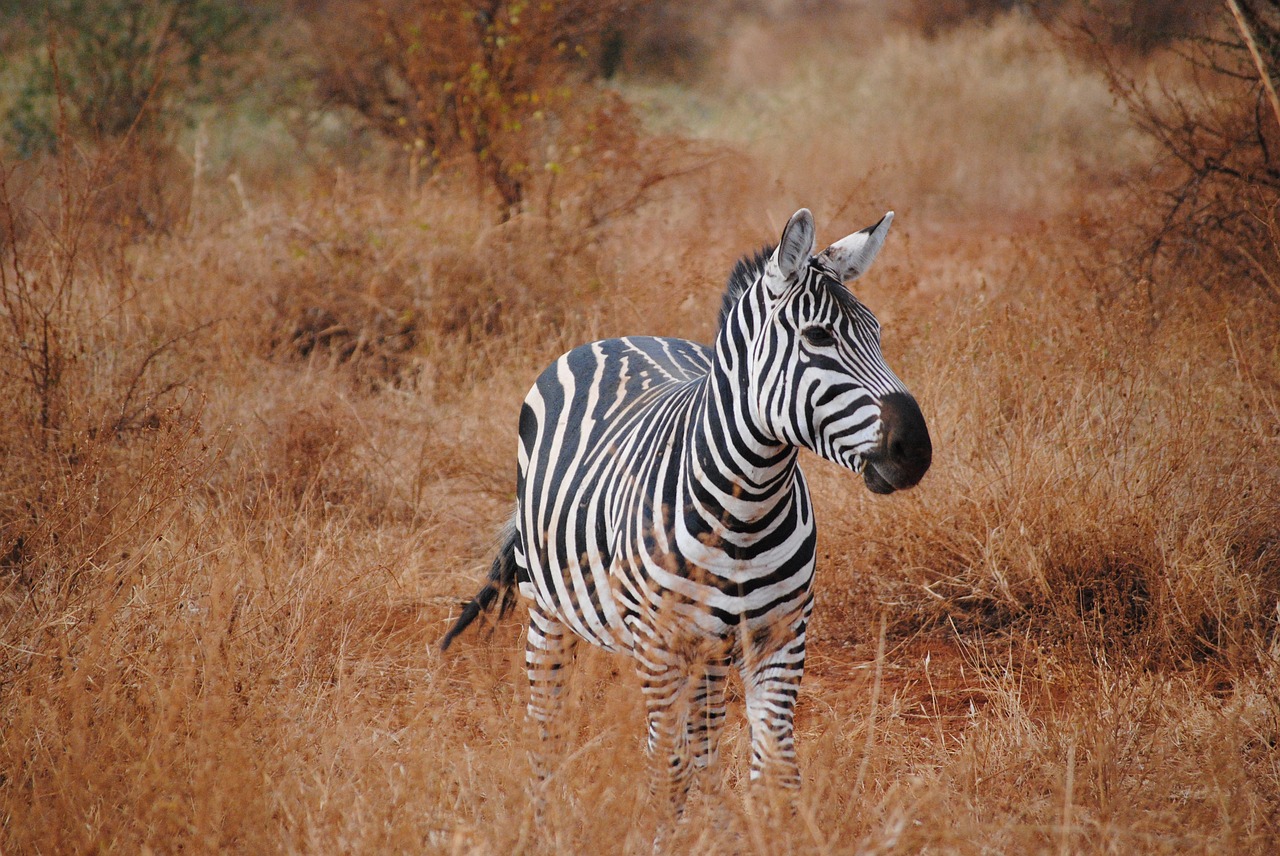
{"left": 741, "top": 620, "right": 808, "bottom": 792}
{"left": 636, "top": 647, "right": 694, "bottom": 820}
{"left": 688, "top": 659, "right": 731, "bottom": 787}
{"left": 688, "top": 658, "right": 733, "bottom": 834}
{"left": 525, "top": 604, "right": 578, "bottom": 798}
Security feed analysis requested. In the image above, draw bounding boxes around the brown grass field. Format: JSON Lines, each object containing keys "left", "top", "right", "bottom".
{"left": 3, "top": 5, "right": 1279, "bottom": 854}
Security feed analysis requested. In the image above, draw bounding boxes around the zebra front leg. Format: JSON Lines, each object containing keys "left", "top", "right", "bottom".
{"left": 636, "top": 646, "right": 694, "bottom": 826}
{"left": 687, "top": 658, "right": 734, "bottom": 836}
{"left": 741, "top": 627, "right": 807, "bottom": 793}
{"left": 525, "top": 605, "right": 578, "bottom": 812}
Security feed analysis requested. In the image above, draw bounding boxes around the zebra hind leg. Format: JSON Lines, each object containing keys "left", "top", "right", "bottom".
{"left": 524, "top": 604, "right": 578, "bottom": 817}
{"left": 688, "top": 659, "right": 731, "bottom": 791}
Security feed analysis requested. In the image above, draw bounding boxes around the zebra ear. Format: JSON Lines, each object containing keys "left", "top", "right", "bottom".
{"left": 774, "top": 208, "right": 817, "bottom": 283}
{"left": 817, "top": 211, "right": 894, "bottom": 282}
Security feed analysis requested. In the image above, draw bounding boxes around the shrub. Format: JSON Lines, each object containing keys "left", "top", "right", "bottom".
{"left": 1075, "top": 0, "right": 1280, "bottom": 307}
{"left": 305, "top": 0, "right": 638, "bottom": 214}
{"left": 1, "top": 0, "right": 265, "bottom": 156}
{"left": 0, "top": 147, "right": 208, "bottom": 592}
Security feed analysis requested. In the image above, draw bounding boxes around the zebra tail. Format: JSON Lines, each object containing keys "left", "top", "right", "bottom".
{"left": 440, "top": 516, "right": 520, "bottom": 651}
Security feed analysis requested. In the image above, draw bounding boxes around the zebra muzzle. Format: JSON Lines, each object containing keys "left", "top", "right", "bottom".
{"left": 863, "top": 391, "right": 932, "bottom": 494}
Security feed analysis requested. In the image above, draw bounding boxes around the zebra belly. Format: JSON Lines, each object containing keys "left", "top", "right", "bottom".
{"left": 614, "top": 519, "right": 818, "bottom": 658}
{"left": 517, "top": 525, "right": 817, "bottom": 660}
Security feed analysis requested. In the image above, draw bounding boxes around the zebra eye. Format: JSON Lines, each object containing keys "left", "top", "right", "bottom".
{"left": 801, "top": 325, "right": 836, "bottom": 348}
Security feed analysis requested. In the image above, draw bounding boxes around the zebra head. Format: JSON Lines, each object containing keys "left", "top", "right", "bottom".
{"left": 748, "top": 208, "right": 931, "bottom": 494}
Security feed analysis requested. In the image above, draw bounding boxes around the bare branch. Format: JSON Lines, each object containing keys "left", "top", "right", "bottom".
{"left": 1227, "top": 0, "right": 1280, "bottom": 131}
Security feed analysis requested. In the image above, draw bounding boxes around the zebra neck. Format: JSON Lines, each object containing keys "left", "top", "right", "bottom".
{"left": 694, "top": 370, "right": 797, "bottom": 495}
{"left": 683, "top": 302, "right": 801, "bottom": 532}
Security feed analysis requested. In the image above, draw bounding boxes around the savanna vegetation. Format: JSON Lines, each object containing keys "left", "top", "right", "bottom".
{"left": 2, "top": 1, "right": 1278, "bottom": 852}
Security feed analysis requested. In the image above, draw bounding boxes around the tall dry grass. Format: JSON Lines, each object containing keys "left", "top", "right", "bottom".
{"left": 2, "top": 8, "right": 1278, "bottom": 855}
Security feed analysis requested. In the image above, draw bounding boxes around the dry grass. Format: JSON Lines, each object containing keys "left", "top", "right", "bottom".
{"left": 627, "top": 11, "right": 1149, "bottom": 232}
{"left": 2, "top": 9, "right": 1278, "bottom": 855}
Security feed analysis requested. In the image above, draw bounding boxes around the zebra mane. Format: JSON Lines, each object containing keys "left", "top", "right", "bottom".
{"left": 717, "top": 244, "right": 775, "bottom": 331}
{"left": 717, "top": 245, "right": 851, "bottom": 332}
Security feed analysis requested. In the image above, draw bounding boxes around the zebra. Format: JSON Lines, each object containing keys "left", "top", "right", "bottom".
{"left": 442, "top": 208, "right": 931, "bottom": 823}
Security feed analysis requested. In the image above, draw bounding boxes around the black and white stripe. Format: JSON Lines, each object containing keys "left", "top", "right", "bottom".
{"left": 443, "top": 208, "right": 932, "bottom": 821}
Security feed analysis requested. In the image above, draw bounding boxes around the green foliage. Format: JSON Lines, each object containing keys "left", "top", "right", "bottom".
{"left": 1, "top": 0, "right": 267, "bottom": 156}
